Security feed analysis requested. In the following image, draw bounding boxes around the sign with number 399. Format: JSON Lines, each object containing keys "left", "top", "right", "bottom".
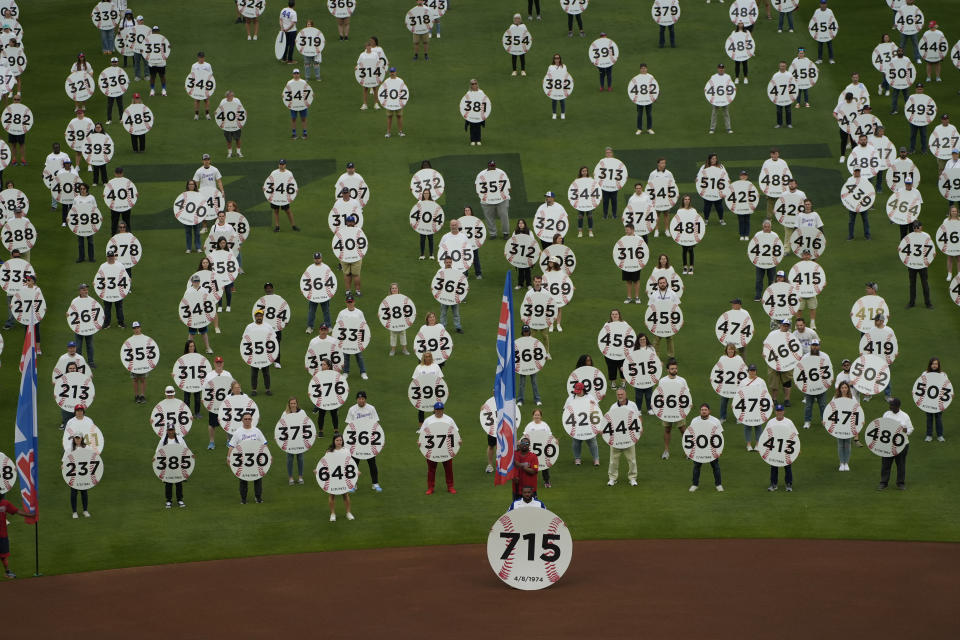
{"left": 487, "top": 507, "right": 572, "bottom": 591}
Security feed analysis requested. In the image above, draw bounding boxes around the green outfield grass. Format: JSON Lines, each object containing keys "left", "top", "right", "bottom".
{"left": 1, "top": 0, "right": 959, "bottom": 576}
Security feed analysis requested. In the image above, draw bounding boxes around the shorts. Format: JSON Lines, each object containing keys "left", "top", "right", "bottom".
{"left": 209, "top": 411, "right": 220, "bottom": 428}
{"left": 661, "top": 419, "right": 686, "bottom": 429}
{"left": 271, "top": 204, "right": 290, "bottom": 212}
{"left": 796, "top": 296, "right": 818, "bottom": 311}
{"left": 412, "top": 33, "right": 430, "bottom": 45}
{"left": 0, "top": 536, "right": 9, "bottom": 558}
{"left": 768, "top": 369, "right": 793, "bottom": 391}
{"left": 188, "top": 326, "right": 208, "bottom": 335}
{"left": 290, "top": 108, "right": 308, "bottom": 119}
{"left": 7, "top": 133, "right": 24, "bottom": 144}
{"left": 621, "top": 270, "right": 641, "bottom": 282}
{"left": 343, "top": 260, "right": 362, "bottom": 276}
{"left": 149, "top": 65, "right": 166, "bottom": 75}
{"left": 387, "top": 108, "right": 404, "bottom": 117}
{"left": 223, "top": 129, "right": 241, "bottom": 142}
{"left": 487, "top": 435, "right": 497, "bottom": 447}
{"left": 130, "top": 372, "right": 148, "bottom": 380}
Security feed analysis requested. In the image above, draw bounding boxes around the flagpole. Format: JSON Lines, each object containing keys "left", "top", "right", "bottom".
{"left": 33, "top": 521, "right": 40, "bottom": 577}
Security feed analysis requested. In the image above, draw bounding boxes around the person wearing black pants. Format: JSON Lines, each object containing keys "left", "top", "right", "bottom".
{"left": 346, "top": 391, "right": 384, "bottom": 491}
{"left": 108, "top": 168, "right": 133, "bottom": 234}
{"left": 567, "top": 13, "right": 583, "bottom": 37}
{"left": 513, "top": 219, "right": 533, "bottom": 288}
{"left": 90, "top": 122, "right": 109, "bottom": 186}
{"left": 311, "top": 358, "right": 340, "bottom": 436}
{"left": 512, "top": 54, "right": 526, "bottom": 75}
{"left": 250, "top": 365, "right": 271, "bottom": 396}
{"left": 160, "top": 425, "right": 187, "bottom": 507}
{"left": 527, "top": 0, "right": 541, "bottom": 20}
{"left": 105, "top": 59, "right": 125, "bottom": 123}
{"left": 128, "top": 93, "right": 147, "bottom": 152}
{"left": 229, "top": 413, "right": 268, "bottom": 504}
{"left": 905, "top": 220, "right": 933, "bottom": 309}
{"left": 68, "top": 433, "right": 92, "bottom": 517}
{"left": 658, "top": 24, "right": 675, "bottom": 49}
{"left": 280, "top": 1, "right": 298, "bottom": 63}
{"left": 878, "top": 398, "right": 913, "bottom": 490}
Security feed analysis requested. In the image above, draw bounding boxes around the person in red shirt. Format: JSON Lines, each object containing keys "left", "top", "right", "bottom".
{"left": 512, "top": 436, "right": 540, "bottom": 500}
{"left": 1, "top": 492, "right": 34, "bottom": 579}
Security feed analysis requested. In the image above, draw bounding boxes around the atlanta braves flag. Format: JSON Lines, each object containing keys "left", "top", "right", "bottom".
{"left": 493, "top": 271, "right": 517, "bottom": 485}
{"left": 14, "top": 316, "right": 39, "bottom": 523}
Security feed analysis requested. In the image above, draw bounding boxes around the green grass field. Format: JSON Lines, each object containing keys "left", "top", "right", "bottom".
{"left": 2, "top": 0, "right": 960, "bottom": 576}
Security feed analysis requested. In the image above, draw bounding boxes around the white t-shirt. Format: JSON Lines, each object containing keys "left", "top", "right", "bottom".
{"left": 882, "top": 409, "right": 914, "bottom": 436}
{"left": 413, "top": 363, "right": 443, "bottom": 378}
{"left": 510, "top": 498, "right": 545, "bottom": 510}
{"left": 45, "top": 151, "right": 71, "bottom": 174}
{"left": 608, "top": 399, "right": 639, "bottom": 413}
{"left": 193, "top": 165, "right": 223, "bottom": 190}
{"left": 420, "top": 413, "right": 460, "bottom": 434}
{"left": 336, "top": 306, "right": 367, "bottom": 327}
{"left": 792, "top": 327, "right": 819, "bottom": 354}
{"left": 228, "top": 426, "right": 268, "bottom": 448}
{"left": 796, "top": 211, "right": 823, "bottom": 229}
{"left": 345, "top": 402, "right": 379, "bottom": 423}
{"left": 280, "top": 7, "right": 298, "bottom": 31}
{"left": 688, "top": 415, "right": 723, "bottom": 434}
{"left": 191, "top": 61, "right": 213, "bottom": 74}
{"left": 522, "top": 421, "right": 553, "bottom": 438}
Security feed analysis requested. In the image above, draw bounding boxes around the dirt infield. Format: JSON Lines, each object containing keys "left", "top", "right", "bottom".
{"left": 4, "top": 539, "right": 957, "bottom": 638}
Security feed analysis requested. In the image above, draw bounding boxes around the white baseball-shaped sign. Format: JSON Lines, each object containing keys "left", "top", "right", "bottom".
{"left": 179, "top": 287, "right": 216, "bottom": 329}
{"left": 504, "top": 233, "right": 540, "bottom": 269}
{"left": 622, "top": 348, "right": 662, "bottom": 390}
{"left": 588, "top": 36, "right": 618, "bottom": 68}
{"left": 377, "top": 77, "right": 409, "bottom": 110}
{"left": 55, "top": 372, "right": 95, "bottom": 411}
{"left": 562, "top": 395, "right": 603, "bottom": 440}
{"left": 65, "top": 70, "right": 95, "bottom": 102}
{"left": 150, "top": 399, "right": 192, "bottom": 438}
{"left": 202, "top": 375, "right": 233, "bottom": 413}
{"left": 756, "top": 421, "right": 800, "bottom": 467}
{"left": 840, "top": 176, "right": 875, "bottom": 213}
{"left": 332, "top": 227, "right": 368, "bottom": 263}
{"left": 308, "top": 370, "right": 349, "bottom": 410}
{"left": 822, "top": 397, "right": 864, "bottom": 440}
{"left": 274, "top": 411, "right": 318, "bottom": 455}
{"left": 184, "top": 68, "right": 215, "bottom": 100}
{"left": 850, "top": 294, "right": 890, "bottom": 332}
{"left": 543, "top": 66, "right": 574, "bottom": 100}
{"left": 762, "top": 330, "right": 802, "bottom": 372}
{"left": 237, "top": 0, "right": 265, "bottom": 18}
{"left": 66, "top": 296, "right": 104, "bottom": 336}
{"left": 173, "top": 191, "right": 209, "bottom": 226}
{"left": 712, "top": 356, "right": 748, "bottom": 399}
{"left": 229, "top": 438, "right": 271, "bottom": 481}
{"left": 334, "top": 314, "right": 370, "bottom": 355}
{"left": 622, "top": 194, "right": 657, "bottom": 234}
{"left": 67, "top": 198, "right": 102, "bottom": 238}
{"left": 173, "top": 353, "right": 211, "bottom": 393}
{"left": 682, "top": 421, "right": 724, "bottom": 463}
{"left": 344, "top": 417, "right": 385, "bottom": 460}
{"left": 328, "top": 0, "right": 356, "bottom": 18}
{"left": 241, "top": 324, "right": 278, "bottom": 367}
{"left": 651, "top": 0, "right": 680, "bottom": 26}
{"left": 789, "top": 57, "right": 818, "bottom": 89}
{"left": 414, "top": 323, "right": 453, "bottom": 363}
{"left": 789, "top": 228, "right": 827, "bottom": 260}
{"left": 411, "top": 168, "right": 445, "bottom": 200}
{"left": 121, "top": 334, "right": 159, "bottom": 374}
{"left": 62, "top": 418, "right": 104, "bottom": 454}
{"left": 295, "top": 26, "right": 325, "bottom": 58}
{"left": 652, "top": 377, "right": 692, "bottom": 422}
{"left": 61, "top": 447, "right": 103, "bottom": 491}
{"left": 627, "top": 72, "right": 659, "bottom": 105}
{"left": 788, "top": 260, "right": 826, "bottom": 297}
{"left": 850, "top": 354, "right": 891, "bottom": 396}
{"left": 1, "top": 102, "right": 31, "bottom": 135}
{"left": 767, "top": 75, "right": 798, "bottom": 106}
{"left": 263, "top": 170, "right": 298, "bottom": 206}
{"left": 300, "top": 263, "right": 337, "bottom": 303}
{"left": 503, "top": 24, "right": 532, "bottom": 55}
{"left": 567, "top": 177, "right": 600, "bottom": 212}
{"left": 409, "top": 200, "right": 443, "bottom": 235}
{"left": 715, "top": 308, "right": 754, "bottom": 347}
{"left": 81, "top": 132, "right": 114, "bottom": 167}
{"left": 460, "top": 91, "right": 491, "bottom": 123}
{"left": 304, "top": 337, "right": 344, "bottom": 374}
{"left": 602, "top": 405, "right": 642, "bottom": 449}
{"left": 487, "top": 508, "right": 572, "bottom": 591}
{"left": 886, "top": 190, "right": 922, "bottom": 226}
{"left": 0, "top": 187, "right": 28, "bottom": 221}
{"left": 418, "top": 420, "right": 461, "bottom": 462}
{"left": 794, "top": 354, "right": 833, "bottom": 395}
{"left": 479, "top": 396, "right": 519, "bottom": 438}
{"left": 725, "top": 31, "right": 755, "bottom": 62}
{"left": 734, "top": 382, "right": 773, "bottom": 427}
{"left": 11, "top": 285, "right": 44, "bottom": 324}
{"left": 214, "top": 98, "right": 247, "bottom": 131}
{"left": 645, "top": 299, "right": 683, "bottom": 338}
{"left": 520, "top": 289, "right": 557, "bottom": 331}
{"left": 939, "top": 170, "right": 960, "bottom": 204}
{"left": 253, "top": 294, "right": 290, "bottom": 332}
{"left": 911, "top": 371, "right": 953, "bottom": 414}
{"left": 409, "top": 373, "right": 449, "bottom": 410}
{"left": 859, "top": 327, "right": 899, "bottom": 364}
{"left": 704, "top": 73, "right": 736, "bottom": 107}
{"left": 898, "top": 231, "right": 936, "bottom": 269}
{"left": 515, "top": 335, "right": 547, "bottom": 376}
{"left": 873, "top": 41, "right": 898, "bottom": 72}
{"left": 0, "top": 451, "right": 16, "bottom": 492}
{"left": 761, "top": 282, "right": 800, "bottom": 321}
{"left": 808, "top": 12, "right": 838, "bottom": 42}
{"left": 539, "top": 243, "right": 576, "bottom": 274}
{"left": 219, "top": 394, "right": 260, "bottom": 434}
{"left": 533, "top": 204, "right": 569, "bottom": 242}
{"left": 864, "top": 417, "right": 909, "bottom": 458}
{"left": 189, "top": 270, "right": 222, "bottom": 302}
{"left": 904, "top": 93, "right": 937, "bottom": 127}
{"left": 1, "top": 217, "right": 36, "bottom": 253}
{"left": 282, "top": 79, "right": 313, "bottom": 110}
{"left": 597, "top": 321, "right": 636, "bottom": 361}
{"left": 432, "top": 268, "right": 469, "bottom": 305}
{"left": 669, "top": 209, "right": 706, "bottom": 246}
{"left": 378, "top": 293, "right": 416, "bottom": 330}
{"left": 542, "top": 271, "right": 574, "bottom": 307}
{"left": 525, "top": 428, "right": 560, "bottom": 469}
{"left": 0, "top": 257, "right": 31, "bottom": 296}
{"left": 747, "top": 233, "right": 784, "bottom": 268}
{"left": 612, "top": 235, "right": 647, "bottom": 272}
{"left": 566, "top": 366, "right": 607, "bottom": 402}
{"left": 153, "top": 442, "right": 194, "bottom": 484}
{"left": 102, "top": 178, "right": 138, "bottom": 213}
{"left": 729, "top": 0, "right": 759, "bottom": 26}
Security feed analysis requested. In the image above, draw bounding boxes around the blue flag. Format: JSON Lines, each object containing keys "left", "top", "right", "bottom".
{"left": 494, "top": 271, "right": 517, "bottom": 485}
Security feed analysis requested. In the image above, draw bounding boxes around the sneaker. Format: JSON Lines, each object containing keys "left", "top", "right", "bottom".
{"left": 207, "top": 442, "right": 215, "bottom": 450}
{"left": 511, "top": 71, "right": 518, "bottom": 77}
{"left": 194, "top": 114, "right": 199, "bottom": 120}
{"left": 743, "top": 78, "right": 749, "bottom": 84}
{"left": 947, "top": 273, "right": 953, "bottom": 282}
{"left": 274, "top": 362, "right": 281, "bottom": 369}
{"left": 688, "top": 485, "right": 698, "bottom": 492}
{"left": 385, "top": 132, "right": 391, "bottom": 138}
{"left": 447, "top": 487, "right": 457, "bottom": 494}
{"left": 938, "top": 436, "right": 945, "bottom": 442}
{"left": 5, "top": 571, "right": 15, "bottom": 578}
{"left": 149, "top": 89, "right": 155, "bottom": 96}
{"left": 255, "top": 498, "right": 263, "bottom": 503}
{"left": 588, "top": 230, "right": 594, "bottom": 237}
{"left": 557, "top": 325, "right": 563, "bottom": 332}
{"left": 785, "top": 485, "right": 793, "bottom": 492}
{"left": 636, "top": 129, "right": 642, "bottom": 135}
{"left": 629, "top": 479, "right": 638, "bottom": 486}
{"left": 803, "top": 421, "right": 810, "bottom": 429}
{"left": 720, "top": 219, "right": 727, "bottom": 226}
{"left": 226, "top": 306, "right": 231, "bottom": 312}
{"left": 577, "top": 229, "right": 583, "bottom": 237}
{"left": 178, "top": 501, "right": 186, "bottom": 508}
{"left": 72, "top": 512, "right": 79, "bottom": 519}
{"left": 247, "top": 35, "right": 252, "bottom": 40}
{"left": 654, "top": 229, "right": 660, "bottom": 237}
{"left": 83, "top": 510, "right": 91, "bottom": 517}
{"left": 425, "top": 488, "right": 434, "bottom": 495}
{"left": 374, "top": 103, "right": 381, "bottom": 110}
{"left": 624, "top": 298, "right": 632, "bottom": 304}
{"left": 517, "top": 400, "right": 523, "bottom": 406}
{"left": 661, "top": 450, "right": 670, "bottom": 460}
{"left": 305, "top": 327, "right": 313, "bottom": 334}
{"left": 877, "top": 483, "right": 888, "bottom": 491}
{"left": 924, "top": 435, "right": 933, "bottom": 442}
{"left": 360, "top": 103, "right": 368, "bottom": 110}
{"left": 735, "top": 77, "right": 739, "bottom": 85}
{"left": 166, "top": 501, "right": 172, "bottom": 509}
{"left": 716, "top": 485, "right": 724, "bottom": 492}
{"left": 206, "top": 113, "right": 212, "bottom": 120}
{"left": 227, "top": 149, "right": 232, "bottom": 158}
{"left": 161, "top": 89, "right": 167, "bottom": 96}
{"left": 330, "top": 514, "right": 337, "bottom": 522}
{"left": 784, "top": 399, "right": 791, "bottom": 407}
{"left": 768, "top": 485, "right": 778, "bottom": 491}
{"left": 485, "top": 464, "right": 494, "bottom": 473}
{"left": 346, "top": 512, "right": 355, "bottom": 520}
{"left": 877, "top": 84, "right": 883, "bottom": 95}
{"left": 373, "top": 483, "right": 382, "bottom": 492}
{"left": 746, "top": 444, "right": 753, "bottom": 451}
{"left": 552, "top": 113, "right": 557, "bottom": 120}
{"left": 398, "top": 131, "right": 405, "bottom": 137}
{"left": 521, "top": 71, "right": 527, "bottom": 76}
{"left": 560, "top": 113, "right": 566, "bottom": 120}
{"left": 607, "top": 480, "right": 616, "bottom": 486}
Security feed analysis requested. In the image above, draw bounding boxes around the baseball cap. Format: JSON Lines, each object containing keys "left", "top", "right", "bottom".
{"left": 899, "top": 146, "right": 907, "bottom": 153}
{"left": 930, "top": 20, "right": 937, "bottom": 27}
{"left": 254, "top": 309, "right": 264, "bottom": 316}
{"left": 63, "top": 158, "right": 73, "bottom": 164}
{"left": 487, "top": 160, "right": 496, "bottom": 167}
{"left": 319, "top": 323, "right": 330, "bottom": 330}
{"left": 346, "top": 162, "right": 355, "bottom": 169}
{"left": 522, "top": 324, "right": 531, "bottom": 332}
{"left": 197, "top": 51, "right": 205, "bottom": 57}
{"left": 136, "top": 15, "right": 143, "bottom": 20}
{"left": 953, "top": 150, "right": 959, "bottom": 155}
{"left": 202, "top": 153, "right": 211, "bottom": 160}
{"left": 356, "top": 390, "right": 367, "bottom": 399}
{"left": 191, "top": 274, "right": 201, "bottom": 282}
{"left": 388, "top": 66, "right": 397, "bottom": 72}
{"left": 263, "top": 282, "right": 274, "bottom": 289}
{"left": 132, "top": 321, "right": 141, "bottom": 328}
{"left": 278, "top": 159, "right": 286, "bottom": 164}
{"left": 801, "top": 248, "right": 812, "bottom": 255}
{"left": 133, "top": 92, "right": 141, "bottom": 98}
{"left": 780, "top": 319, "right": 791, "bottom": 325}
{"left": 292, "top": 68, "right": 300, "bottom": 74}
{"left": 433, "top": 402, "right": 444, "bottom": 410}
{"left": 717, "top": 63, "right": 725, "bottom": 68}
{"left": 313, "top": 251, "right": 322, "bottom": 259}
{"left": 214, "top": 356, "right": 224, "bottom": 363}
{"left": 942, "top": 114, "right": 950, "bottom": 120}
{"left": 23, "top": 274, "right": 35, "bottom": 281}
{"left": 739, "top": 170, "right": 748, "bottom": 176}
{"left": 78, "top": 283, "right": 88, "bottom": 290}
{"left": 74, "top": 404, "right": 86, "bottom": 412}
{"left": 811, "top": 339, "right": 820, "bottom": 346}
{"left": 346, "top": 215, "right": 358, "bottom": 223}
{"left": 573, "top": 382, "right": 585, "bottom": 393}
{"left": 874, "top": 313, "right": 885, "bottom": 321}
{"left": 67, "top": 341, "right": 77, "bottom": 348}
{"left": 865, "top": 281, "right": 878, "bottom": 291}
{"left": 110, "top": 56, "right": 118, "bottom": 63}
{"left": 905, "top": 177, "right": 914, "bottom": 184}
{"left": 106, "top": 249, "right": 117, "bottom": 257}
{"left": 776, "top": 270, "right": 785, "bottom": 277}
{"left": 748, "top": 364, "right": 757, "bottom": 371}
{"left": 730, "top": 297, "right": 742, "bottom": 304}
{"left": 345, "top": 295, "right": 355, "bottom": 303}
{"left": 841, "top": 359, "right": 851, "bottom": 365}
{"left": 775, "top": 404, "right": 785, "bottom": 411}
{"left": 545, "top": 191, "right": 555, "bottom": 198}
{"left": 550, "top": 257, "right": 561, "bottom": 265}
{"left": 599, "top": 31, "right": 607, "bottom": 36}
{"left": 152, "top": 25, "right": 159, "bottom": 31}
{"left": 164, "top": 386, "right": 176, "bottom": 395}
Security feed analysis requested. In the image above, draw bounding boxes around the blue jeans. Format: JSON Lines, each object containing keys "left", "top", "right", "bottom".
{"left": 100, "top": 28, "right": 115, "bottom": 52}
{"left": 692, "top": 460, "right": 722, "bottom": 486}
{"left": 848, "top": 212, "right": 871, "bottom": 239}
{"left": 797, "top": 88, "right": 809, "bottom": 104}
{"left": 770, "top": 463, "right": 793, "bottom": 486}
{"left": 571, "top": 436, "right": 599, "bottom": 462}
{"left": 658, "top": 25, "right": 675, "bottom": 48}
{"left": 286, "top": 452, "right": 304, "bottom": 477}
{"left": 551, "top": 99, "right": 566, "bottom": 115}
{"left": 634, "top": 386, "right": 653, "bottom": 412}
{"left": 778, "top": 11, "right": 794, "bottom": 31}
{"left": 221, "top": 284, "right": 233, "bottom": 308}
{"left": 874, "top": 171, "right": 885, "bottom": 194}
{"left": 890, "top": 88, "right": 909, "bottom": 112}
{"left": 737, "top": 214, "right": 751, "bottom": 237}
{"left": 817, "top": 40, "right": 834, "bottom": 61}
{"left": 926, "top": 413, "right": 943, "bottom": 438}
{"left": 302, "top": 55, "right": 320, "bottom": 79}
{"left": 184, "top": 224, "right": 201, "bottom": 251}
{"left": 343, "top": 353, "right": 366, "bottom": 375}
{"left": 471, "top": 249, "right": 482, "bottom": 277}
{"left": 306, "top": 301, "right": 331, "bottom": 329}
{"left": 439, "top": 304, "right": 461, "bottom": 330}
{"left": 598, "top": 66, "right": 612, "bottom": 88}
{"left": 74, "top": 333, "right": 95, "bottom": 366}
{"left": 837, "top": 438, "right": 852, "bottom": 464}
{"left": 755, "top": 266, "right": 775, "bottom": 299}
{"left": 744, "top": 424, "right": 762, "bottom": 444}
{"left": 133, "top": 53, "right": 144, "bottom": 78}
{"left": 517, "top": 373, "right": 540, "bottom": 404}
{"left": 719, "top": 396, "right": 730, "bottom": 421}
{"left": 899, "top": 33, "right": 920, "bottom": 60}
{"left": 804, "top": 392, "right": 827, "bottom": 424}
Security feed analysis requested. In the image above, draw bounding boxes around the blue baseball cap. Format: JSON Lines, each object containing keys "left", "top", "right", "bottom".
{"left": 433, "top": 402, "right": 444, "bottom": 410}
{"left": 775, "top": 404, "right": 785, "bottom": 411}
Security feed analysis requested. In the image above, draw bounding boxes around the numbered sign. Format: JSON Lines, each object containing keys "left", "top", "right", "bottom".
{"left": 408, "top": 373, "right": 449, "bottom": 410}
{"left": 864, "top": 417, "right": 909, "bottom": 458}
{"left": 51, "top": 353, "right": 87, "bottom": 384}
{"left": 460, "top": 91, "right": 491, "bottom": 123}
{"left": 66, "top": 297, "right": 104, "bottom": 336}
{"left": 414, "top": 323, "right": 453, "bottom": 363}
{"left": 542, "top": 271, "right": 574, "bottom": 307}
{"left": 822, "top": 397, "right": 864, "bottom": 439}
{"left": 121, "top": 334, "right": 159, "bottom": 374}
{"left": 612, "top": 235, "right": 647, "bottom": 272}
{"left": 334, "top": 313, "right": 370, "bottom": 355}
{"left": 602, "top": 405, "right": 642, "bottom": 449}
{"left": 11, "top": 285, "right": 44, "bottom": 324}
{"left": 887, "top": 59, "right": 916, "bottom": 91}
{"left": 335, "top": 173, "right": 371, "bottom": 207}
{"left": 597, "top": 321, "right": 635, "bottom": 361}
{"left": 762, "top": 331, "right": 802, "bottom": 372}
{"left": 588, "top": 37, "right": 618, "bottom": 68}
{"left": 898, "top": 232, "right": 936, "bottom": 269}
{"left": 542, "top": 66, "right": 574, "bottom": 100}
{"left": 503, "top": 25, "right": 532, "bottom": 55}
{"left": 789, "top": 228, "right": 826, "bottom": 259}
{"left": 0, "top": 451, "right": 15, "bottom": 492}
{"left": 0, "top": 188, "right": 28, "bottom": 222}
{"left": 622, "top": 348, "right": 663, "bottom": 390}
{"left": 725, "top": 32, "right": 755, "bottom": 62}
{"left": 652, "top": 377, "right": 692, "bottom": 422}
{"left": 808, "top": 13, "right": 838, "bottom": 42}
{"left": 61, "top": 447, "right": 103, "bottom": 491}
{"left": 682, "top": 421, "right": 724, "bottom": 463}
{"left": 1, "top": 102, "right": 31, "bottom": 135}
{"left": 355, "top": 56, "right": 386, "bottom": 88}
{"left": 504, "top": 233, "right": 540, "bottom": 269}
{"left": 747, "top": 233, "right": 784, "bottom": 268}
{"left": 377, "top": 78, "right": 409, "bottom": 110}
{"left": 153, "top": 442, "right": 194, "bottom": 484}
{"left": 237, "top": 0, "right": 266, "bottom": 18}
{"left": 61, "top": 420, "right": 103, "bottom": 458}
{"left": 759, "top": 162, "right": 792, "bottom": 197}
{"left": 409, "top": 200, "right": 444, "bottom": 235}
{"left": 316, "top": 449, "right": 360, "bottom": 494}
{"left": 0, "top": 256, "right": 30, "bottom": 297}
{"left": 300, "top": 263, "right": 337, "bottom": 304}
{"left": 332, "top": 227, "right": 368, "bottom": 263}
{"left": 378, "top": 293, "right": 416, "bottom": 330}
{"left": 904, "top": 94, "right": 937, "bottom": 127}
{"left": 150, "top": 398, "right": 192, "bottom": 438}
{"left": 669, "top": 210, "right": 706, "bottom": 246}
{"left": 82, "top": 132, "right": 114, "bottom": 167}
{"left": 263, "top": 171, "right": 298, "bottom": 206}
{"left": 328, "top": 0, "right": 356, "bottom": 18}
{"left": 274, "top": 412, "right": 317, "bottom": 456}
{"left": 201, "top": 375, "right": 231, "bottom": 415}
{"left": 715, "top": 309, "right": 754, "bottom": 348}
{"left": 788, "top": 261, "right": 826, "bottom": 297}
{"left": 767, "top": 75, "right": 798, "bottom": 106}
{"left": 644, "top": 299, "right": 683, "bottom": 338}
{"left": 214, "top": 99, "right": 247, "bottom": 131}
{"left": 172, "top": 353, "right": 211, "bottom": 394}
{"left": 479, "top": 396, "right": 519, "bottom": 438}
{"left": 734, "top": 383, "right": 773, "bottom": 427}
{"left": 188, "top": 270, "right": 222, "bottom": 303}
{"left": 412, "top": 169, "right": 445, "bottom": 200}
{"left": 859, "top": 327, "right": 899, "bottom": 364}
{"left": 67, "top": 199, "right": 102, "bottom": 238}
{"left": 651, "top": 0, "right": 680, "bottom": 26}
{"left": 344, "top": 417, "right": 385, "bottom": 460}
{"left": 418, "top": 420, "right": 461, "bottom": 462}
{"left": 219, "top": 394, "right": 260, "bottom": 433}
{"left": 65, "top": 70, "right": 95, "bottom": 102}
{"left": 487, "top": 508, "right": 572, "bottom": 591}
{"left": 627, "top": 73, "right": 660, "bottom": 105}
{"left": 795, "top": 355, "right": 833, "bottom": 395}
{"left": 562, "top": 395, "right": 603, "bottom": 440}
{"left": 729, "top": 0, "right": 759, "bottom": 26}
{"left": 525, "top": 429, "right": 559, "bottom": 469}
{"left": 405, "top": 4, "right": 432, "bottom": 34}
{"left": 308, "top": 370, "right": 349, "bottom": 410}
{"left": 241, "top": 325, "right": 278, "bottom": 367}
{"left": 475, "top": 168, "right": 510, "bottom": 204}
{"left": 282, "top": 80, "right": 313, "bottom": 110}
{"left": 185, "top": 69, "right": 215, "bottom": 100}
{"left": 850, "top": 295, "right": 890, "bottom": 333}
{"left": 939, "top": 169, "right": 960, "bottom": 203}
{"left": 305, "top": 337, "right": 344, "bottom": 374}
{"left": 229, "top": 438, "right": 271, "bottom": 481}
{"left": 253, "top": 294, "right": 290, "bottom": 332}
{"left": 840, "top": 176, "right": 875, "bottom": 213}
{"left": 911, "top": 371, "right": 953, "bottom": 414}
{"left": 850, "top": 354, "right": 891, "bottom": 396}
{"left": 622, "top": 194, "right": 657, "bottom": 235}
{"left": 295, "top": 26, "right": 326, "bottom": 58}
{"left": 515, "top": 336, "right": 547, "bottom": 375}
{"left": 102, "top": 178, "right": 138, "bottom": 213}
{"left": 533, "top": 205, "right": 569, "bottom": 242}
{"left": 646, "top": 269, "right": 685, "bottom": 298}
{"left": 91, "top": 2, "right": 120, "bottom": 29}
{"left": 886, "top": 160, "right": 920, "bottom": 191}
{"left": 520, "top": 289, "right": 558, "bottom": 331}
{"left": 886, "top": 190, "right": 922, "bottom": 226}
{"left": 566, "top": 366, "right": 607, "bottom": 402}
{"left": 1, "top": 217, "right": 35, "bottom": 253}
{"left": 872, "top": 41, "right": 898, "bottom": 72}
{"left": 568, "top": 177, "right": 600, "bottom": 212}
{"left": 704, "top": 74, "right": 736, "bottom": 107}
{"left": 756, "top": 421, "right": 800, "bottom": 467}
{"left": 712, "top": 357, "right": 748, "bottom": 398}
{"left": 540, "top": 243, "right": 576, "bottom": 274}
{"left": 173, "top": 191, "right": 208, "bottom": 226}
{"left": 789, "top": 58, "right": 818, "bottom": 89}
{"left": 437, "top": 236, "right": 474, "bottom": 272}
{"left": 179, "top": 287, "right": 216, "bottom": 329}
{"left": 431, "top": 268, "right": 469, "bottom": 306}
{"left": 328, "top": 195, "right": 362, "bottom": 232}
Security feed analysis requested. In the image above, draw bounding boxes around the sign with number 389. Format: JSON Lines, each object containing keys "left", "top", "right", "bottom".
{"left": 487, "top": 507, "right": 572, "bottom": 591}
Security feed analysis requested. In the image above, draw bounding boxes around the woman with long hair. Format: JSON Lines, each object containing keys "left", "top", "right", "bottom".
{"left": 326, "top": 433, "right": 354, "bottom": 521}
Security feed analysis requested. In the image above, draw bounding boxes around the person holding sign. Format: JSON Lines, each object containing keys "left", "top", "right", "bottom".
{"left": 345, "top": 391, "right": 382, "bottom": 492}
{"left": 280, "top": 1, "right": 299, "bottom": 64}
{"left": 0, "top": 488, "right": 33, "bottom": 578}
{"left": 267, "top": 159, "right": 299, "bottom": 232}
{"left": 831, "top": 381, "right": 858, "bottom": 470}
{"left": 336, "top": 295, "right": 368, "bottom": 380}
{"left": 185, "top": 280, "right": 214, "bottom": 354}
{"left": 510, "top": 486, "right": 544, "bottom": 510}
{"left": 420, "top": 402, "right": 458, "bottom": 494}
{"left": 776, "top": 0, "right": 795, "bottom": 33}
{"left": 767, "top": 319, "right": 795, "bottom": 407}
{"left": 606, "top": 387, "right": 639, "bottom": 487}
{"left": 650, "top": 276, "right": 680, "bottom": 358}
{"left": 382, "top": 67, "right": 407, "bottom": 138}
{"left": 67, "top": 432, "right": 94, "bottom": 517}
{"left": 523, "top": 408, "right": 554, "bottom": 487}
{"left": 687, "top": 403, "right": 724, "bottom": 492}
{"left": 878, "top": 397, "right": 913, "bottom": 490}
{"left": 228, "top": 413, "right": 268, "bottom": 503}
{"left": 707, "top": 63, "right": 734, "bottom": 134}
{"left": 159, "top": 423, "right": 188, "bottom": 508}
{"left": 513, "top": 436, "right": 539, "bottom": 499}
{"left": 517, "top": 326, "right": 542, "bottom": 407}
{"left": 738, "top": 364, "right": 769, "bottom": 451}
{"left": 314, "top": 358, "right": 342, "bottom": 434}
{"left": 415, "top": 189, "right": 436, "bottom": 259}
{"left": 245, "top": 310, "right": 274, "bottom": 396}
{"left": 698, "top": 153, "right": 729, "bottom": 225}
{"left": 385, "top": 282, "right": 412, "bottom": 356}
{"left": 568, "top": 378, "right": 601, "bottom": 467}
{"left": 656, "top": 358, "right": 688, "bottom": 460}
{"left": 944, "top": 206, "right": 960, "bottom": 281}
{"left": 765, "top": 404, "right": 797, "bottom": 491}
{"left": 811, "top": 0, "right": 837, "bottom": 64}
{"left": 771, "top": 60, "right": 794, "bottom": 128}
{"left": 280, "top": 397, "right": 310, "bottom": 485}
{"left": 146, "top": 26, "right": 169, "bottom": 97}
{"left": 217, "top": 91, "right": 245, "bottom": 158}
{"left": 69, "top": 284, "right": 98, "bottom": 367}
{"left": 284, "top": 69, "right": 310, "bottom": 140}
{"left": 205, "top": 356, "right": 230, "bottom": 449}
{"left": 190, "top": 52, "right": 212, "bottom": 120}
{"left": 463, "top": 79, "right": 487, "bottom": 145}
{"left": 904, "top": 220, "right": 933, "bottom": 308}
{"left": 303, "top": 251, "right": 334, "bottom": 332}
{"left": 921, "top": 357, "right": 946, "bottom": 441}
{"left": 323, "top": 434, "right": 355, "bottom": 520}
{"left": 800, "top": 339, "right": 831, "bottom": 429}
{"left": 506, "top": 14, "right": 529, "bottom": 76}
{"left": 437, "top": 257, "right": 464, "bottom": 333}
